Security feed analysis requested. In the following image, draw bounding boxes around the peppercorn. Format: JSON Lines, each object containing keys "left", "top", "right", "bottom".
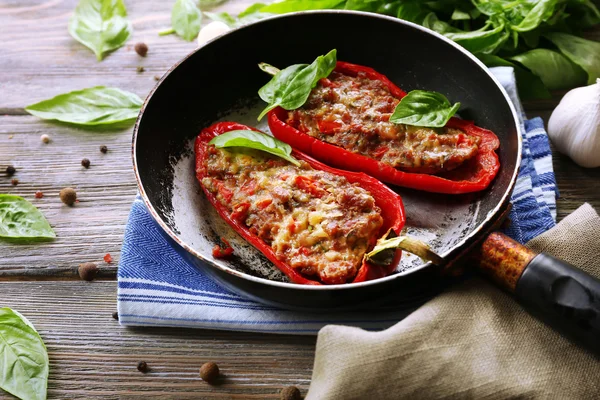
{"left": 6, "top": 165, "right": 15, "bottom": 176}
{"left": 11, "top": 179, "right": 18, "bottom": 186}
{"left": 35, "top": 191, "right": 44, "bottom": 199}
{"left": 59, "top": 187, "right": 77, "bottom": 206}
{"left": 199, "top": 362, "right": 220, "bottom": 383}
{"left": 136, "top": 66, "right": 145, "bottom": 73}
{"left": 134, "top": 42, "right": 148, "bottom": 57}
{"left": 112, "top": 311, "right": 119, "bottom": 320}
{"left": 154, "top": 75, "right": 161, "bottom": 81}
{"left": 41, "top": 134, "right": 50, "bottom": 144}
{"left": 78, "top": 262, "right": 98, "bottom": 281}
{"left": 137, "top": 361, "right": 149, "bottom": 373}
{"left": 100, "top": 145, "right": 108, "bottom": 154}
{"left": 280, "top": 386, "right": 302, "bottom": 400}
{"left": 81, "top": 158, "right": 91, "bottom": 169}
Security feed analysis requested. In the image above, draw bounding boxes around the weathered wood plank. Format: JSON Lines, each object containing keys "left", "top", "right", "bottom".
{"left": 0, "top": 116, "right": 136, "bottom": 275}
{"left": 0, "top": 281, "right": 315, "bottom": 399}
{"left": 0, "top": 0, "right": 255, "bottom": 110}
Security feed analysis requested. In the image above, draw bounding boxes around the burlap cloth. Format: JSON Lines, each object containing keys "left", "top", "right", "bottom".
{"left": 307, "top": 203, "right": 600, "bottom": 399}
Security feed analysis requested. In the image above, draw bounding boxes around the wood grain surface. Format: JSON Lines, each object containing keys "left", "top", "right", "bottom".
{"left": 1, "top": 0, "right": 600, "bottom": 398}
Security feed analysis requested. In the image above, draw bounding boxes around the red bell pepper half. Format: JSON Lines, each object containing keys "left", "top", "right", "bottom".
{"left": 268, "top": 61, "right": 501, "bottom": 194}
{"left": 195, "top": 122, "right": 406, "bottom": 285}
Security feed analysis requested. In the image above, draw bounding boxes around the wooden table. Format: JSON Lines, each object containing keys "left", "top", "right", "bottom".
{"left": 1, "top": 1, "right": 599, "bottom": 398}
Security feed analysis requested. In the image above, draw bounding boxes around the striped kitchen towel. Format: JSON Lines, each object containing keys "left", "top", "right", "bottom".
{"left": 117, "top": 67, "right": 557, "bottom": 334}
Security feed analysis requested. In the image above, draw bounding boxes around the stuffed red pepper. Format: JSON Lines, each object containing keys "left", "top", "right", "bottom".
{"left": 267, "top": 61, "right": 500, "bottom": 194}
{"left": 195, "top": 122, "right": 406, "bottom": 285}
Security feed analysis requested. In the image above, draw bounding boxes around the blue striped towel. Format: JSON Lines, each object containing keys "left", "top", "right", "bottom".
{"left": 117, "top": 67, "right": 557, "bottom": 334}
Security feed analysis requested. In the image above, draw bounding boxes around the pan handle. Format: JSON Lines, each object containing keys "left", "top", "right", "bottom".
{"left": 478, "top": 232, "right": 600, "bottom": 354}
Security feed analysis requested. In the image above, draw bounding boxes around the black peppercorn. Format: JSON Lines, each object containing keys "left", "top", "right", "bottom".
{"left": 137, "top": 361, "right": 149, "bottom": 373}
{"left": 100, "top": 145, "right": 108, "bottom": 154}
{"left": 134, "top": 42, "right": 148, "bottom": 57}
{"left": 136, "top": 66, "right": 145, "bottom": 73}
{"left": 6, "top": 165, "right": 15, "bottom": 176}
{"left": 112, "top": 311, "right": 119, "bottom": 320}
{"left": 81, "top": 158, "right": 90, "bottom": 169}
{"left": 11, "top": 179, "right": 18, "bottom": 186}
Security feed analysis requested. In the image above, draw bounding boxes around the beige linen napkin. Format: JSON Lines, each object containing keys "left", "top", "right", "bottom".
{"left": 307, "top": 203, "right": 600, "bottom": 399}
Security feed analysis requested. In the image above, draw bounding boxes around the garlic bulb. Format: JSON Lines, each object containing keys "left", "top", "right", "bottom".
{"left": 548, "top": 79, "right": 600, "bottom": 168}
{"left": 197, "top": 21, "right": 231, "bottom": 47}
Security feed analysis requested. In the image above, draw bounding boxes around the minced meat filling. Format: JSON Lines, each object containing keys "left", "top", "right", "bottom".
{"left": 286, "top": 71, "right": 481, "bottom": 174}
{"left": 201, "top": 145, "right": 383, "bottom": 284}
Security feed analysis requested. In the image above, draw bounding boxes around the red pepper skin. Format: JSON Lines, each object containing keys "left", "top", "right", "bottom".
{"left": 268, "top": 61, "right": 501, "bottom": 194}
{"left": 195, "top": 122, "right": 406, "bottom": 285}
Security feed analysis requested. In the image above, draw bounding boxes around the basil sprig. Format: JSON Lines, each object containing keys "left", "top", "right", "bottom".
{"left": 390, "top": 90, "right": 460, "bottom": 128}
{"left": 68, "top": 0, "right": 132, "bottom": 61}
{"left": 0, "top": 308, "right": 49, "bottom": 400}
{"left": 257, "top": 49, "right": 337, "bottom": 121}
{"left": 25, "top": 86, "right": 142, "bottom": 127}
{"left": 209, "top": 130, "right": 300, "bottom": 166}
{"left": 0, "top": 195, "right": 55, "bottom": 239}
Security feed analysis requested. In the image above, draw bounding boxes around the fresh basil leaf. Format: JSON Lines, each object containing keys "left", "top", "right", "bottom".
{"left": 345, "top": 0, "right": 382, "bottom": 12}
{"left": 25, "top": 86, "right": 142, "bottom": 126}
{"left": 68, "top": 0, "right": 132, "bottom": 61}
{"left": 396, "top": 0, "right": 429, "bottom": 23}
{"left": 510, "top": 49, "right": 587, "bottom": 90}
{"left": 260, "top": 0, "right": 344, "bottom": 13}
{"left": 0, "top": 308, "right": 49, "bottom": 400}
{"left": 171, "top": 0, "right": 202, "bottom": 41}
{"left": 451, "top": 9, "right": 471, "bottom": 20}
{"left": 478, "top": 54, "right": 551, "bottom": 100}
{"left": 257, "top": 49, "right": 337, "bottom": 121}
{"left": 422, "top": 12, "right": 460, "bottom": 34}
{"left": 389, "top": 90, "right": 460, "bottom": 128}
{"left": 513, "top": 0, "right": 557, "bottom": 32}
{"left": 209, "top": 129, "right": 300, "bottom": 166}
{"left": 239, "top": 3, "right": 267, "bottom": 17}
{"left": 445, "top": 23, "right": 507, "bottom": 54}
{"left": 545, "top": 32, "right": 600, "bottom": 84}
{"left": 204, "top": 11, "right": 237, "bottom": 27}
{"left": 0, "top": 195, "right": 55, "bottom": 239}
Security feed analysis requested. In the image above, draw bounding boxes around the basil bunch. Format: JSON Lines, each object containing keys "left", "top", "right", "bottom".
{"left": 207, "top": 0, "right": 600, "bottom": 99}
{"left": 257, "top": 49, "right": 337, "bottom": 120}
{"left": 390, "top": 90, "right": 460, "bottom": 128}
{"left": 0, "top": 308, "right": 49, "bottom": 400}
{"left": 69, "top": 0, "right": 132, "bottom": 61}
{"left": 209, "top": 130, "right": 301, "bottom": 166}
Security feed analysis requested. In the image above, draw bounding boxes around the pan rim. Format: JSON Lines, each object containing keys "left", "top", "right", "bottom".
{"left": 132, "top": 10, "right": 523, "bottom": 291}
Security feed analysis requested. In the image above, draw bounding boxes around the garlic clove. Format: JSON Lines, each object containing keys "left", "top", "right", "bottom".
{"left": 548, "top": 79, "right": 600, "bottom": 168}
{"left": 197, "top": 21, "right": 231, "bottom": 47}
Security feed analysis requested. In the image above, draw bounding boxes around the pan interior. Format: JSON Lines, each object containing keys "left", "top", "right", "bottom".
{"left": 135, "top": 12, "right": 519, "bottom": 285}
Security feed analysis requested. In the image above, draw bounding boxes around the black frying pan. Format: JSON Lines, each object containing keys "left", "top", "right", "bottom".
{"left": 133, "top": 11, "right": 600, "bottom": 352}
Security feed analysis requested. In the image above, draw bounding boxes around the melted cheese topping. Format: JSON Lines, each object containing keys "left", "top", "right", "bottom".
{"left": 286, "top": 71, "right": 481, "bottom": 174}
{"left": 201, "top": 145, "right": 383, "bottom": 284}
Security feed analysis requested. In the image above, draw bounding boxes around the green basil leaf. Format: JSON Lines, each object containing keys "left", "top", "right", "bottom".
{"left": 257, "top": 49, "right": 337, "bottom": 120}
{"left": 445, "top": 23, "right": 507, "bottom": 54}
{"left": 396, "top": 0, "right": 430, "bottom": 23}
{"left": 345, "top": 0, "right": 383, "bottom": 12}
{"left": 545, "top": 32, "right": 600, "bottom": 84}
{"left": 260, "top": 0, "right": 344, "bottom": 13}
{"left": 171, "top": 0, "right": 202, "bottom": 41}
{"left": 68, "top": 0, "right": 132, "bottom": 61}
{"left": 0, "top": 195, "right": 55, "bottom": 239}
{"left": 477, "top": 54, "right": 551, "bottom": 100}
{"left": 239, "top": 3, "right": 267, "bottom": 17}
{"left": 389, "top": 90, "right": 460, "bottom": 128}
{"left": 0, "top": 308, "right": 49, "bottom": 400}
{"left": 204, "top": 11, "right": 237, "bottom": 27}
{"left": 209, "top": 130, "right": 300, "bottom": 166}
{"left": 513, "top": 0, "right": 557, "bottom": 32}
{"left": 451, "top": 9, "right": 471, "bottom": 20}
{"left": 25, "top": 86, "right": 142, "bottom": 126}
{"left": 510, "top": 49, "right": 587, "bottom": 91}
